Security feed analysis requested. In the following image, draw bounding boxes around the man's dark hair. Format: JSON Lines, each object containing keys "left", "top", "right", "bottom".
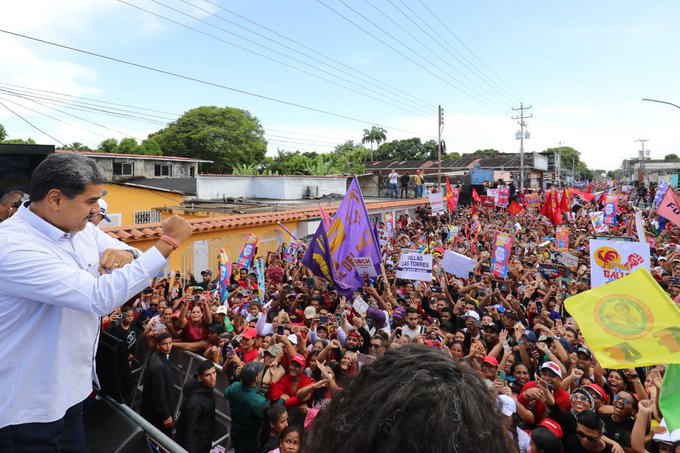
{"left": 530, "top": 428, "right": 563, "bottom": 453}
{"left": 197, "top": 360, "right": 215, "bottom": 377}
{"left": 405, "top": 306, "right": 418, "bottom": 315}
{"left": 156, "top": 331, "right": 172, "bottom": 343}
{"left": 0, "top": 190, "right": 23, "bottom": 206}
{"left": 29, "top": 153, "right": 106, "bottom": 202}
{"left": 577, "top": 410, "right": 604, "bottom": 432}
{"left": 304, "top": 345, "right": 516, "bottom": 453}
{"left": 370, "top": 335, "right": 386, "bottom": 347}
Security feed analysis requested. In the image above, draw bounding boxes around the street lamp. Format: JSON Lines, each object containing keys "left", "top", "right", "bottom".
{"left": 642, "top": 98, "right": 680, "bottom": 110}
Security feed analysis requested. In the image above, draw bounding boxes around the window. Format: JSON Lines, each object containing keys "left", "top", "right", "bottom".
{"left": 134, "top": 210, "right": 161, "bottom": 225}
{"left": 154, "top": 164, "right": 172, "bottom": 177}
{"left": 190, "top": 166, "right": 195, "bottom": 177}
{"left": 113, "top": 162, "right": 134, "bottom": 176}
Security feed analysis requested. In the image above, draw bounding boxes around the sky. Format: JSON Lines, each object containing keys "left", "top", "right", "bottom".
{"left": 1, "top": 0, "right": 679, "bottom": 171}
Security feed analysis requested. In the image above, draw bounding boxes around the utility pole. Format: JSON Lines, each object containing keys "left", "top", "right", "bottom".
{"left": 635, "top": 139, "right": 650, "bottom": 185}
{"left": 437, "top": 105, "right": 444, "bottom": 189}
{"left": 555, "top": 140, "right": 565, "bottom": 185}
{"left": 512, "top": 103, "right": 532, "bottom": 190}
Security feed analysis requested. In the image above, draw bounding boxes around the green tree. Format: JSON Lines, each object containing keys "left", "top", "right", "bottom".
{"left": 0, "top": 123, "right": 7, "bottom": 142}
{"left": 361, "top": 126, "right": 387, "bottom": 160}
{"left": 265, "top": 150, "right": 314, "bottom": 175}
{"left": 149, "top": 106, "right": 267, "bottom": 173}
{"left": 63, "top": 142, "right": 91, "bottom": 151}
{"left": 303, "top": 156, "right": 336, "bottom": 175}
{"left": 2, "top": 138, "right": 36, "bottom": 144}
{"left": 138, "top": 138, "right": 163, "bottom": 155}
{"left": 232, "top": 163, "right": 260, "bottom": 176}
{"left": 327, "top": 141, "right": 368, "bottom": 175}
{"left": 472, "top": 149, "right": 501, "bottom": 157}
{"left": 118, "top": 137, "right": 139, "bottom": 154}
{"left": 376, "top": 138, "right": 426, "bottom": 161}
{"left": 665, "top": 153, "right": 679, "bottom": 161}
{"left": 97, "top": 138, "right": 119, "bottom": 153}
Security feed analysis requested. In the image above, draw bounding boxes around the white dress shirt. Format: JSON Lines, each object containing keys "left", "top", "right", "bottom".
{"left": 0, "top": 204, "right": 167, "bottom": 429}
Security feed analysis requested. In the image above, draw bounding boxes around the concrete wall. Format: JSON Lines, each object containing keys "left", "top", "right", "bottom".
{"left": 90, "top": 156, "right": 197, "bottom": 181}
{"left": 197, "top": 176, "right": 347, "bottom": 200}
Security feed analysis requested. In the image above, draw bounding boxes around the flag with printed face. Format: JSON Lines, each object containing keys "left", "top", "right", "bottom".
{"left": 654, "top": 181, "right": 670, "bottom": 206}
{"left": 564, "top": 268, "right": 680, "bottom": 369}
{"left": 218, "top": 249, "right": 231, "bottom": 304}
{"left": 237, "top": 234, "right": 258, "bottom": 269}
{"left": 491, "top": 232, "right": 513, "bottom": 278}
{"left": 603, "top": 195, "right": 618, "bottom": 226}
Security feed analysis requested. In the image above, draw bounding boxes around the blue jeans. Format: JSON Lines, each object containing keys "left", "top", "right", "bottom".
{"left": 0, "top": 401, "right": 85, "bottom": 452}
{"left": 416, "top": 185, "right": 424, "bottom": 198}
{"left": 389, "top": 183, "right": 398, "bottom": 198}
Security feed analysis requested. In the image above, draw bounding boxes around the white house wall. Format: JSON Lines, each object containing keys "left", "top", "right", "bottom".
{"left": 197, "top": 176, "right": 347, "bottom": 200}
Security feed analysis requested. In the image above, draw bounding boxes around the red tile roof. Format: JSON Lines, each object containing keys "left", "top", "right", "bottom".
{"left": 103, "top": 198, "right": 427, "bottom": 242}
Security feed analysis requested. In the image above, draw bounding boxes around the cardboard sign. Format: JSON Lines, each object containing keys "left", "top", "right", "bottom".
{"left": 480, "top": 196, "right": 496, "bottom": 208}
{"left": 590, "top": 211, "right": 608, "bottom": 233}
{"left": 237, "top": 234, "right": 259, "bottom": 269}
{"left": 491, "top": 232, "right": 513, "bottom": 278}
{"left": 284, "top": 242, "right": 299, "bottom": 263}
{"left": 555, "top": 227, "right": 569, "bottom": 252}
{"left": 441, "top": 250, "right": 477, "bottom": 279}
{"left": 429, "top": 192, "right": 445, "bottom": 215}
{"left": 539, "top": 263, "right": 571, "bottom": 279}
{"left": 353, "top": 256, "right": 378, "bottom": 277}
{"left": 377, "top": 227, "right": 389, "bottom": 247}
{"left": 352, "top": 295, "right": 369, "bottom": 315}
{"left": 589, "top": 239, "right": 650, "bottom": 288}
{"left": 396, "top": 252, "right": 433, "bottom": 281}
{"left": 558, "top": 252, "right": 579, "bottom": 269}
{"left": 603, "top": 195, "right": 618, "bottom": 226}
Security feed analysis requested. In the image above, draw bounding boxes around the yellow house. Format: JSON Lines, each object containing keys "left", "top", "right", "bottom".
{"left": 101, "top": 183, "right": 187, "bottom": 227}
{"left": 102, "top": 198, "right": 427, "bottom": 276}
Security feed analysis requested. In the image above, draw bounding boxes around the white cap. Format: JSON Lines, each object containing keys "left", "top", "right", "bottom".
{"left": 98, "top": 199, "right": 111, "bottom": 222}
{"left": 497, "top": 394, "right": 516, "bottom": 416}
{"left": 462, "top": 310, "right": 480, "bottom": 321}
{"left": 287, "top": 334, "right": 298, "bottom": 345}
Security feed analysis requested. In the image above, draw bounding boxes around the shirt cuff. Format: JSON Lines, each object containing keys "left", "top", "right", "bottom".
{"left": 137, "top": 246, "right": 168, "bottom": 276}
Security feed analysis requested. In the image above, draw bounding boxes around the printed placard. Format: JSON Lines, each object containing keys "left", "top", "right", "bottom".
{"left": 353, "top": 256, "right": 378, "bottom": 277}
{"left": 396, "top": 252, "right": 433, "bottom": 281}
{"left": 589, "top": 239, "right": 650, "bottom": 288}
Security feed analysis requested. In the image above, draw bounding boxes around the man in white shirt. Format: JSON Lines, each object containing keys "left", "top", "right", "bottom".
{"left": 0, "top": 153, "right": 193, "bottom": 451}
{"left": 388, "top": 169, "right": 399, "bottom": 199}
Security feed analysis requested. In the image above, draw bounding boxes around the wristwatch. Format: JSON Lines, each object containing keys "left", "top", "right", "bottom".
{"left": 126, "top": 249, "right": 141, "bottom": 259}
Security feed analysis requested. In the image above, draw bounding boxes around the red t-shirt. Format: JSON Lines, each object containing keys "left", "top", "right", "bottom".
{"left": 182, "top": 322, "right": 209, "bottom": 342}
{"left": 235, "top": 347, "right": 258, "bottom": 364}
{"left": 517, "top": 380, "right": 571, "bottom": 423}
{"left": 269, "top": 374, "right": 313, "bottom": 407}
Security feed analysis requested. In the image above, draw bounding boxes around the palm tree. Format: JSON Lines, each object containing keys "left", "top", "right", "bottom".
{"left": 361, "top": 126, "right": 387, "bottom": 161}
{"left": 304, "top": 156, "right": 335, "bottom": 175}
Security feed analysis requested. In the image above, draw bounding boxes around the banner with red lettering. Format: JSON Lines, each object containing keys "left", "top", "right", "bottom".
{"left": 589, "top": 239, "right": 650, "bottom": 288}
{"left": 657, "top": 188, "right": 680, "bottom": 228}
{"left": 491, "top": 232, "right": 514, "bottom": 278}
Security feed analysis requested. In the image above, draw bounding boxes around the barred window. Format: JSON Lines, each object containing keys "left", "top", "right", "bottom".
{"left": 134, "top": 210, "right": 161, "bottom": 225}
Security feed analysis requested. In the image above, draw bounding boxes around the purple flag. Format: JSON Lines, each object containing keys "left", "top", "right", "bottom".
{"left": 301, "top": 221, "right": 352, "bottom": 295}
{"left": 326, "top": 177, "right": 382, "bottom": 294}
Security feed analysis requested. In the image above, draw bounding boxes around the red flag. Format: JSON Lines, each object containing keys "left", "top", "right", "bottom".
{"left": 559, "top": 190, "right": 570, "bottom": 213}
{"left": 551, "top": 190, "right": 562, "bottom": 226}
{"left": 446, "top": 177, "right": 458, "bottom": 211}
{"left": 571, "top": 189, "right": 596, "bottom": 203}
{"left": 508, "top": 201, "right": 524, "bottom": 216}
{"left": 586, "top": 182, "right": 592, "bottom": 193}
{"left": 318, "top": 203, "right": 331, "bottom": 228}
{"left": 657, "top": 188, "right": 680, "bottom": 227}
{"left": 541, "top": 191, "right": 553, "bottom": 219}
{"left": 472, "top": 188, "right": 481, "bottom": 204}
{"left": 471, "top": 202, "right": 477, "bottom": 217}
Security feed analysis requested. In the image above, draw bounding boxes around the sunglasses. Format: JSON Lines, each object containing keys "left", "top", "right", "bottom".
{"left": 614, "top": 394, "right": 634, "bottom": 406}
{"left": 576, "top": 430, "right": 600, "bottom": 443}
{"left": 150, "top": 304, "right": 159, "bottom": 307}
{"left": 571, "top": 394, "right": 590, "bottom": 403}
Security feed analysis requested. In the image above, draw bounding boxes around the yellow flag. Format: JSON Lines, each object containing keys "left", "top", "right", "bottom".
{"left": 564, "top": 268, "right": 680, "bottom": 369}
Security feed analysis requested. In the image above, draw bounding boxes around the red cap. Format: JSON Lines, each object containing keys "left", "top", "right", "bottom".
{"left": 291, "top": 354, "right": 306, "bottom": 368}
{"left": 537, "top": 418, "right": 563, "bottom": 439}
{"left": 584, "top": 383, "right": 609, "bottom": 405}
{"left": 242, "top": 327, "right": 258, "bottom": 340}
{"left": 482, "top": 356, "right": 499, "bottom": 367}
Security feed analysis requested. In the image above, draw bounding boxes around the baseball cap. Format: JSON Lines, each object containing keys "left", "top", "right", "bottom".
{"left": 392, "top": 307, "right": 406, "bottom": 320}
{"left": 462, "top": 311, "right": 480, "bottom": 321}
{"left": 537, "top": 418, "right": 563, "bottom": 440}
{"left": 201, "top": 270, "right": 212, "bottom": 276}
{"left": 576, "top": 347, "right": 592, "bottom": 359}
{"left": 483, "top": 324, "right": 500, "bottom": 333}
{"left": 97, "top": 199, "right": 111, "bottom": 222}
{"left": 584, "top": 384, "right": 609, "bottom": 404}
{"left": 241, "top": 327, "right": 257, "bottom": 340}
{"left": 537, "top": 335, "right": 553, "bottom": 343}
{"left": 287, "top": 334, "right": 298, "bottom": 345}
{"left": 482, "top": 356, "right": 499, "bottom": 367}
{"left": 304, "top": 306, "right": 316, "bottom": 320}
{"left": 539, "top": 361, "right": 563, "bottom": 378}
{"left": 265, "top": 343, "right": 282, "bottom": 357}
{"left": 216, "top": 306, "right": 228, "bottom": 315}
{"left": 503, "top": 310, "right": 518, "bottom": 319}
{"left": 522, "top": 330, "right": 538, "bottom": 343}
{"left": 291, "top": 353, "right": 306, "bottom": 367}
{"left": 240, "top": 361, "right": 263, "bottom": 385}
{"left": 497, "top": 394, "right": 516, "bottom": 416}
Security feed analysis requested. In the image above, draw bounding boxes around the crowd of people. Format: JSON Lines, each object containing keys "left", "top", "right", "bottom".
{"left": 101, "top": 180, "right": 680, "bottom": 453}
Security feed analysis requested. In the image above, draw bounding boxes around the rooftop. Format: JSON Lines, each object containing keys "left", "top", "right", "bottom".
{"left": 118, "top": 177, "right": 197, "bottom": 195}
{"left": 56, "top": 150, "right": 212, "bottom": 163}
{"left": 103, "top": 197, "right": 426, "bottom": 242}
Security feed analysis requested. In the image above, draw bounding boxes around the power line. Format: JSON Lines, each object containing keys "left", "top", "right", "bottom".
{"left": 0, "top": 28, "right": 437, "bottom": 139}
{"left": 179, "top": 0, "right": 436, "bottom": 112}
{"left": 119, "top": 0, "right": 433, "bottom": 118}
{"left": 318, "top": 0, "right": 509, "bottom": 115}
{"left": 0, "top": 99, "right": 65, "bottom": 145}
{"left": 416, "top": 0, "right": 524, "bottom": 101}
{"left": 391, "top": 0, "right": 520, "bottom": 106}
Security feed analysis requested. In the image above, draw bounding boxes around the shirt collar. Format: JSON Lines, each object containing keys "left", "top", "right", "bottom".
{"left": 16, "top": 202, "right": 74, "bottom": 243}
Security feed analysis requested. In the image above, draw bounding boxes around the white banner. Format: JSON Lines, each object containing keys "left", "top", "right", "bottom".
{"left": 635, "top": 210, "right": 646, "bottom": 243}
{"left": 428, "top": 192, "right": 445, "bottom": 215}
{"left": 396, "top": 252, "right": 433, "bottom": 281}
{"left": 353, "top": 256, "right": 378, "bottom": 277}
{"left": 441, "top": 250, "right": 477, "bottom": 278}
{"left": 558, "top": 252, "right": 579, "bottom": 269}
{"left": 589, "top": 239, "right": 650, "bottom": 288}
{"left": 377, "top": 227, "right": 389, "bottom": 247}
